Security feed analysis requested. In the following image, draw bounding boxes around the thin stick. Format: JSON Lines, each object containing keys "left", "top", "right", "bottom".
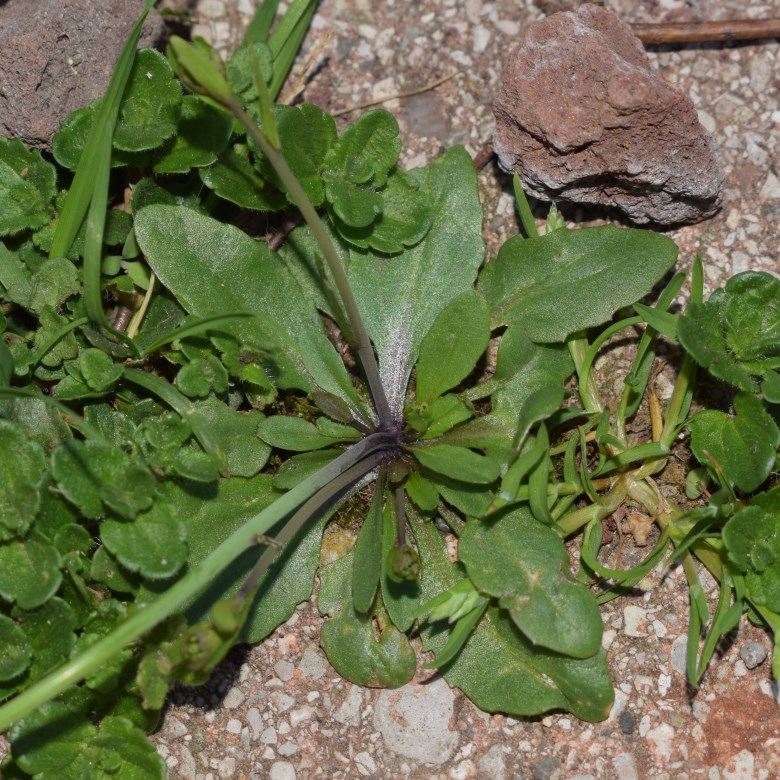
{"left": 332, "top": 71, "right": 463, "bottom": 118}
{"left": 632, "top": 18, "right": 780, "bottom": 45}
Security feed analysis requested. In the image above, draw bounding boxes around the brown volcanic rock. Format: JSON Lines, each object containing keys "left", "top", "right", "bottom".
{"left": 0, "top": 0, "right": 166, "bottom": 150}
{"left": 493, "top": 4, "right": 724, "bottom": 225}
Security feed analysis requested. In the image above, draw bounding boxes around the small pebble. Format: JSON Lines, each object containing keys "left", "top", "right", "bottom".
{"left": 223, "top": 686, "right": 245, "bottom": 709}
{"left": 270, "top": 761, "right": 296, "bottom": 780}
{"left": 274, "top": 660, "right": 296, "bottom": 682}
{"left": 739, "top": 642, "right": 768, "bottom": 669}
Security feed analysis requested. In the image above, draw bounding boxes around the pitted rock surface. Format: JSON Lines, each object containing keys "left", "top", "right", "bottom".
{"left": 493, "top": 4, "right": 724, "bottom": 225}
{"left": 0, "top": 0, "right": 165, "bottom": 150}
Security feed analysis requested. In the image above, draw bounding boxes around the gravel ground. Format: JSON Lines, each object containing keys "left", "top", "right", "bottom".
{"left": 2, "top": 0, "right": 778, "bottom": 778}
{"left": 148, "top": 1, "right": 780, "bottom": 779}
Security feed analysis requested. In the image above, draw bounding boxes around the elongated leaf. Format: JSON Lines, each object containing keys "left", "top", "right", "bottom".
{"left": 319, "top": 552, "right": 416, "bottom": 688}
{"left": 380, "top": 501, "right": 420, "bottom": 630}
{"left": 349, "top": 147, "right": 484, "bottom": 418}
{"left": 352, "top": 480, "right": 384, "bottom": 614}
{"left": 478, "top": 226, "right": 678, "bottom": 342}
{"left": 258, "top": 415, "right": 354, "bottom": 451}
{"left": 411, "top": 511, "right": 613, "bottom": 722}
{"left": 412, "top": 444, "right": 500, "bottom": 485}
{"left": 134, "top": 204, "right": 361, "bottom": 409}
{"left": 460, "top": 510, "right": 602, "bottom": 658}
{"left": 416, "top": 290, "right": 490, "bottom": 404}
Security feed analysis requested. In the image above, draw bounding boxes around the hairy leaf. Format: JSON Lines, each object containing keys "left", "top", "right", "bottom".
{"left": 479, "top": 226, "right": 678, "bottom": 342}
{"left": 679, "top": 271, "right": 780, "bottom": 398}
{"left": 459, "top": 509, "right": 603, "bottom": 658}
{"left": 319, "top": 552, "right": 416, "bottom": 688}
{"left": 689, "top": 392, "right": 779, "bottom": 493}
{"left": 349, "top": 146, "right": 484, "bottom": 418}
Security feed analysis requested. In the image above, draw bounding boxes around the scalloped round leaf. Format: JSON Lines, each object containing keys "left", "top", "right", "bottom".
{"left": 79, "top": 348, "right": 124, "bottom": 392}
{"left": 324, "top": 175, "right": 384, "bottom": 228}
{"left": 689, "top": 392, "right": 780, "bottom": 493}
{"left": 416, "top": 290, "right": 491, "bottom": 404}
{"left": 0, "top": 419, "right": 46, "bottom": 541}
{"left": 27, "top": 257, "right": 80, "bottom": 314}
{"left": 20, "top": 596, "right": 78, "bottom": 678}
{"left": 319, "top": 552, "right": 416, "bottom": 688}
{"left": 51, "top": 440, "right": 156, "bottom": 520}
{"left": 101, "top": 502, "right": 187, "bottom": 580}
{"left": 459, "top": 510, "right": 603, "bottom": 659}
{"left": 152, "top": 95, "right": 234, "bottom": 174}
{"left": 679, "top": 272, "right": 780, "bottom": 394}
{"left": 175, "top": 354, "right": 229, "bottom": 398}
{"left": 51, "top": 105, "right": 95, "bottom": 170}
{"left": 256, "top": 103, "right": 336, "bottom": 207}
{"left": 323, "top": 109, "right": 400, "bottom": 187}
{"left": 9, "top": 702, "right": 96, "bottom": 776}
{"left": 190, "top": 397, "right": 270, "bottom": 477}
{"left": 478, "top": 226, "right": 678, "bottom": 343}
{"left": 227, "top": 41, "right": 274, "bottom": 103}
{"left": 0, "top": 614, "right": 31, "bottom": 681}
{"left": 332, "top": 168, "right": 433, "bottom": 252}
{"left": 723, "top": 500, "right": 780, "bottom": 611}
{"left": 113, "top": 49, "right": 182, "bottom": 152}
{"left": 0, "top": 530, "right": 62, "bottom": 609}
{"left": 0, "top": 138, "right": 56, "bottom": 236}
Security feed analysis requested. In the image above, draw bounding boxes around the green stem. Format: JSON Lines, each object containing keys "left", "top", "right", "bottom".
{"left": 240, "top": 451, "right": 383, "bottom": 595}
{"left": 568, "top": 337, "right": 604, "bottom": 416}
{"left": 231, "top": 102, "right": 393, "bottom": 428}
{"left": 0, "top": 432, "right": 394, "bottom": 732}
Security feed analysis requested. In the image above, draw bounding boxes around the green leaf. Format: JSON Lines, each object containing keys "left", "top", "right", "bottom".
{"left": 79, "top": 348, "right": 124, "bottom": 392}
{"left": 272, "top": 448, "right": 341, "bottom": 489}
{"left": 51, "top": 440, "right": 156, "bottom": 520}
{"left": 0, "top": 615, "right": 32, "bottom": 681}
{"left": 20, "top": 597, "right": 78, "bottom": 679}
{"left": 324, "top": 109, "right": 400, "bottom": 186}
{"left": 349, "top": 146, "right": 485, "bottom": 419}
{"left": 0, "top": 241, "right": 33, "bottom": 306}
{"left": 352, "top": 481, "right": 384, "bottom": 614}
{"left": 319, "top": 552, "right": 416, "bottom": 688}
{"left": 190, "top": 397, "right": 271, "bottom": 478}
{"left": 0, "top": 419, "right": 46, "bottom": 541}
{"left": 259, "top": 103, "right": 336, "bottom": 206}
{"left": 114, "top": 49, "right": 183, "bottom": 152}
{"left": 412, "top": 511, "right": 614, "bottom": 722}
{"left": 333, "top": 168, "right": 433, "bottom": 253}
{"left": 423, "top": 394, "right": 474, "bottom": 439}
{"left": 478, "top": 226, "right": 678, "bottom": 342}
{"left": 100, "top": 501, "right": 187, "bottom": 581}
{"left": 405, "top": 472, "right": 439, "bottom": 512}
{"left": 200, "top": 145, "right": 286, "bottom": 210}
{"left": 723, "top": 493, "right": 780, "bottom": 612}
{"left": 9, "top": 705, "right": 165, "bottom": 779}
{"left": 459, "top": 509, "right": 603, "bottom": 658}
{"left": 152, "top": 95, "right": 233, "bottom": 173}
{"left": 0, "top": 530, "right": 62, "bottom": 609}
{"left": 416, "top": 290, "right": 490, "bottom": 404}
{"left": 380, "top": 501, "right": 419, "bottom": 630}
{"left": 679, "top": 272, "right": 780, "bottom": 395}
{"left": 175, "top": 354, "right": 229, "bottom": 398}
{"left": 227, "top": 41, "right": 274, "bottom": 103}
{"left": 0, "top": 138, "right": 56, "bottom": 236}
{"left": 258, "top": 415, "right": 354, "bottom": 451}
{"left": 689, "top": 392, "right": 779, "bottom": 493}
{"left": 412, "top": 444, "right": 500, "bottom": 485}
{"left": 27, "top": 257, "right": 80, "bottom": 314}
{"left": 134, "top": 204, "right": 360, "bottom": 407}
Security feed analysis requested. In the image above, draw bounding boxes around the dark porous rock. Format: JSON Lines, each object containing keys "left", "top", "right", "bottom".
{"left": 0, "top": 0, "right": 166, "bottom": 150}
{"left": 493, "top": 4, "right": 724, "bottom": 225}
